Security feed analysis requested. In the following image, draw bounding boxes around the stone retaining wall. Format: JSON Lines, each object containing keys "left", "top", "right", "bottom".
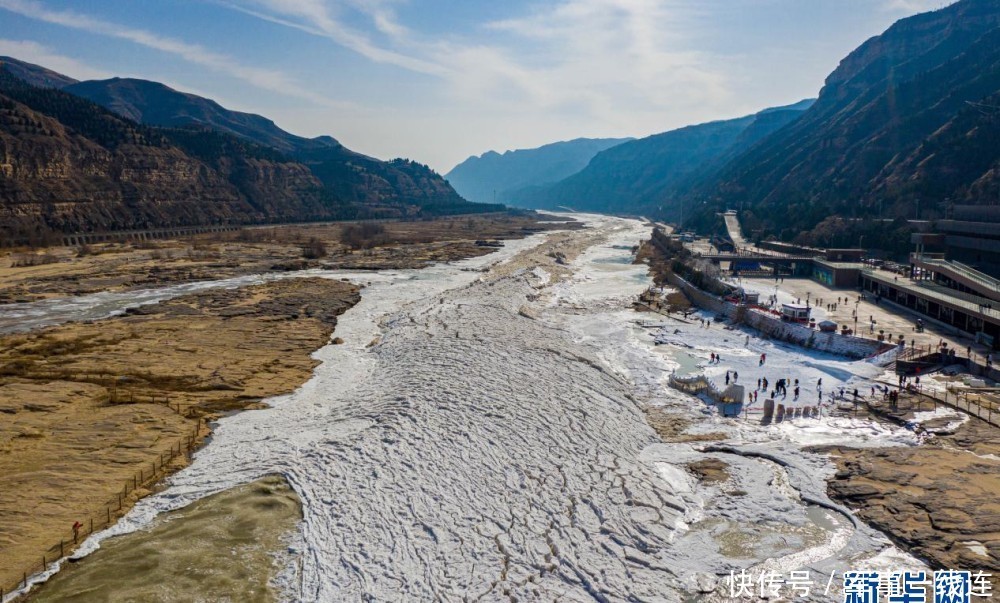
{"left": 665, "top": 271, "right": 890, "bottom": 360}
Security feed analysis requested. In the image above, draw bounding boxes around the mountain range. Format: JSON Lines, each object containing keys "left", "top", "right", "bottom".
{"left": 453, "top": 0, "right": 1000, "bottom": 249}
{"left": 63, "top": 77, "right": 340, "bottom": 154}
{"left": 0, "top": 56, "right": 496, "bottom": 242}
{"left": 445, "top": 137, "right": 632, "bottom": 205}
{"left": 504, "top": 99, "right": 814, "bottom": 215}
{"left": 3, "top": 0, "right": 999, "bottom": 246}
{"left": 681, "top": 0, "right": 1000, "bottom": 244}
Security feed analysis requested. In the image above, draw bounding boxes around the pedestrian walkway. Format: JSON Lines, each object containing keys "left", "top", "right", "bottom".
{"left": 737, "top": 276, "right": 989, "bottom": 358}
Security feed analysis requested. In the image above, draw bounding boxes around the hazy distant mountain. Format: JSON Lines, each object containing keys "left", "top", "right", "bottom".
{"left": 0, "top": 56, "right": 78, "bottom": 89}
{"left": 510, "top": 100, "right": 813, "bottom": 215}
{"left": 65, "top": 78, "right": 338, "bottom": 154}
{"left": 683, "top": 0, "right": 1000, "bottom": 241}
{"left": 445, "top": 137, "right": 632, "bottom": 204}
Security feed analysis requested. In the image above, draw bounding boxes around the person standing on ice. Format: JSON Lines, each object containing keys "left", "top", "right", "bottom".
{"left": 725, "top": 372, "right": 730, "bottom": 385}
{"left": 733, "top": 371, "right": 738, "bottom": 382}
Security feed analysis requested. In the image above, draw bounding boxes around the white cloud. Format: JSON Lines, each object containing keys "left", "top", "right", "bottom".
{"left": 225, "top": 0, "right": 448, "bottom": 76}
{"left": 0, "top": 0, "right": 342, "bottom": 106}
{"left": 224, "top": 0, "right": 735, "bottom": 135}
{"left": 0, "top": 38, "right": 112, "bottom": 80}
{"left": 0, "top": 0, "right": 823, "bottom": 171}
{"left": 465, "top": 0, "right": 731, "bottom": 114}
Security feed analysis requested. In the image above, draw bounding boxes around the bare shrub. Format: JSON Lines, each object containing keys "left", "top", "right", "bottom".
{"left": 341, "top": 223, "right": 387, "bottom": 250}
{"left": 301, "top": 237, "right": 328, "bottom": 259}
{"left": 11, "top": 252, "right": 60, "bottom": 267}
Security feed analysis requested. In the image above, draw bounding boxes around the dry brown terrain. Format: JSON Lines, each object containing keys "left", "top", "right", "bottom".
{"left": 824, "top": 403, "right": 1000, "bottom": 579}
{"left": 0, "top": 213, "right": 572, "bottom": 303}
{"left": 0, "top": 277, "right": 359, "bottom": 595}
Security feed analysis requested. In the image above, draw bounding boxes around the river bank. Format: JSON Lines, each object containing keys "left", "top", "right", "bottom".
{"left": 0, "top": 213, "right": 568, "bottom": 304}
{"left": 2, "top": 214, "right": 572, "bottom": 601}
{"left": 825, "top": 405, "right": 1000, "bottom": 580}
{"left": 0, "top": 277, "right": 359, "bottom": 596}
{"left": 8, "top": 214, "right": 971, "bottom": 601}
{"left": 641, "top": 232, "right": 999, "bottom": 592}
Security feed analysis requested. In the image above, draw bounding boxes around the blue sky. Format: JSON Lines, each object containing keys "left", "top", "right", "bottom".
{"left": 0, "top": 0, "right": 951, "bottom": 172}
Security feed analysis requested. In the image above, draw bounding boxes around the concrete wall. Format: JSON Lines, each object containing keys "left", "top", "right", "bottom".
{"left": 666, "top": 271, "right": 889, "bottom": 360}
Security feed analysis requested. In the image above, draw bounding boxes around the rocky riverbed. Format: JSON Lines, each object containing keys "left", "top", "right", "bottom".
{"left": 825, "top": 411, "right": 1000, "bottom": 581}
{"left": 0, "top": 277, "right": 359, "bottom": 595}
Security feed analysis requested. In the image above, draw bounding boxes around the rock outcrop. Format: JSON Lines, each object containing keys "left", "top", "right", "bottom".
{"left": 0, "top": 62, "right": 498, "bottom": 243}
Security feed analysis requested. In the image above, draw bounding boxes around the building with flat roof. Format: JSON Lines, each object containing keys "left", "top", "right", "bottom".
{"left": 911, "top": 205, "right": 1000, "bottom": 278}
{"left": 812, "top": 259, "right": 862, "bottom": 288}
{"left": 780, "top": 303, "right": 811, "bottom": 323}
{"left": 860, "top": 265, "right": 1000, "bottom": 349}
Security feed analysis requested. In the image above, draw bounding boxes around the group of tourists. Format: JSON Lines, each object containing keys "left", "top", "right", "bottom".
{"left": 751, "top": 376, "right": 803, "bottom": 401}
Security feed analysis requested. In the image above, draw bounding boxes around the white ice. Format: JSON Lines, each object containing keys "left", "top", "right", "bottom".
{"left": 14, "top": 215, "right": 930, "bottom": 602}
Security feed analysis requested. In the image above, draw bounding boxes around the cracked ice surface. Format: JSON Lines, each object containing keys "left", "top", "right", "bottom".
{"left": 48, "top": 214, "right": 929, "bottom": 603}
{"left": 71, "top": 216, "right": 694, "bottom": 601}
{"left": 291, "top": 276, "right": 686, "bottom": 600}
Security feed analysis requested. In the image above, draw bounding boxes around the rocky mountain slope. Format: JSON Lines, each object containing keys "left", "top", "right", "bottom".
{"left": 511, "top": 100, "right": 812, "bottom": 215}
{"left": 0, "top": 56, "right": 78, "bottom": 89}
{"left": 684, "top": 0, "right": 1000, "bottom": 241}
{"left": 0, "top": 61, "right": 495, "bottom": 241}
{"left": 64, "top": 78, "right": 338, "bottom": 154}
{"left": 0, "top": 69, "right": 334, "bottom": 240}
{"left": 445, "top": 137, "right": 631, "bottom": 205}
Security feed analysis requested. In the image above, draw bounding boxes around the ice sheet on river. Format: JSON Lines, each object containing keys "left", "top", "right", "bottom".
{"left": 61, "top": 223, "right": 690, "bottom": 601}
{"left": 36, "top": 216, "right": 924, "bottom": 602}
{"left": 289, "top": 275, "right": 687, "bottom": 600}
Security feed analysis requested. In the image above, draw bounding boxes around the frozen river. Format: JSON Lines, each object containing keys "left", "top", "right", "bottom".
{"left": 28, "top": 215, "right": 928, "bottom": 601}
